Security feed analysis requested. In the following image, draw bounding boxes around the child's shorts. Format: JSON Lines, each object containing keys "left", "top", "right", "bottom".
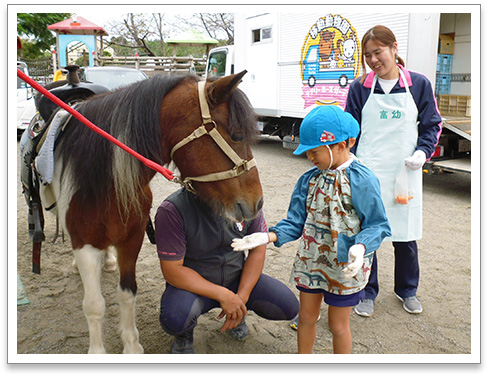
{"left": 296, "top": 286, "right": 365, "bottom": 307}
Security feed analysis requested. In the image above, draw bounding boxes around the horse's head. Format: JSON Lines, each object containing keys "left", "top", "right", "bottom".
{"left": 161, "top": 71, "right": 264, "bottom": 222}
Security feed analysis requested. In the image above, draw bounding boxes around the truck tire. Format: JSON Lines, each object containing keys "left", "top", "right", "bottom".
{"left": 308, "top": 75, "right": 316, "bottom": 88}
{"left": 338, "top": 74, "right": 349, "bottom": 88}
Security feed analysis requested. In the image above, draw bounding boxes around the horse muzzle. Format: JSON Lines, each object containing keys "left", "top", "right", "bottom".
{"left": 226, "top": 196, "right": 264, "bottom": 223}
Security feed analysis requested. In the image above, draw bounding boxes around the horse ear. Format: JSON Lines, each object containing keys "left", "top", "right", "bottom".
{"left": 206, "top": 70, "right": 247, "bottom": 105}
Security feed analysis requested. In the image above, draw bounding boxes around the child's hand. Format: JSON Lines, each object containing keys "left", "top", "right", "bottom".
{"left": 231, "top": 233, "right": 270, "bottom": 251}
{"left": 342, "top": 244, "right": 366, "bottom": 279}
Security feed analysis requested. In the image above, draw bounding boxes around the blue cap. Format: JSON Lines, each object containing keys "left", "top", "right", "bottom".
{"left": 293, "top": 105, "right": 360, "bottom": 155}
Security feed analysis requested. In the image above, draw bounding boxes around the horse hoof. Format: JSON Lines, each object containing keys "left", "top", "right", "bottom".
{"left": 103, "top": 250, "right": 118, "bottom": 272}
{"left": 88, "top": 346, "right": 106, "bottom": 354}
{"left": 103, "top": 261, "right": 118, "bottom": 273}
{"left": 71, "top": 258, "right": 79, "bottom": 274}
{"left": 123, "top": 343, "right": 144, "bottom": 354}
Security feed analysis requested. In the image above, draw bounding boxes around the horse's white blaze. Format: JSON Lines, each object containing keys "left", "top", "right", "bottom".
{"left": 118, "top": 287, "right": 144, "bottom": 354}
{"left": 74, "top": 245, "right": 106, "bottom": 354}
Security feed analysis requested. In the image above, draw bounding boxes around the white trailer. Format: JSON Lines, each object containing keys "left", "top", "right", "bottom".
{"left": 206, "top": 11, "right": 472, "bottom": 173}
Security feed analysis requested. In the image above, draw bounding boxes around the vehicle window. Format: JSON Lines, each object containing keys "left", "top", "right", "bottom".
{"left": 207, "top": 50, "right": 227, "bottom": 77}
{"left": 17, "top": 67, "right": 27, "bottom": 89}
{"left": 252, "top": 27, "right": 272, "bottom": 44}
{"left": 307, "top": 48, "right": 318, "bottom": 62}
{"left": 85, "top": 70, "right": 147, "bottom": 90}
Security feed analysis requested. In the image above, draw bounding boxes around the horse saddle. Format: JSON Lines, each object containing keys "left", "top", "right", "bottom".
{"left": 20, "top": 70, "right": 110, "bottom": 274}
{"left": 36, "top": 65, "right": 110, "bottom": 123}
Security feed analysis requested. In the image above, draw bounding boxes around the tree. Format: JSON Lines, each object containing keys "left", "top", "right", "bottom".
{"left": 106, "top": 13, "right": 161, "bottom": 56}
{"left": 173, "top": 13, "right": 234, "bottom": 45}
{"left": 105, "top": 12, "right": 234, "bottom": 57}
{"left": 196, "top": 13, "right": 234, "bottom": 45}
{"left": 17, "top": 13, "right": 71, "bottom": 57}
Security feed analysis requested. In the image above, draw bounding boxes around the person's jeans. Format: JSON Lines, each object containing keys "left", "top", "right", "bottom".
{"left": 364, "top": 241, "right": 419, "bottom": 300}
{"left": 159, "top": 273, "right": 300, "bottom": 336}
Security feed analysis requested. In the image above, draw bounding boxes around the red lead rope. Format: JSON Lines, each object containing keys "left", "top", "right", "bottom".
{"left": 17, "top": 68, "right": 175, "bottom": 181}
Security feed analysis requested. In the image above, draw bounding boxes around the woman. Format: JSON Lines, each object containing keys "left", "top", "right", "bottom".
{"left": 344, "top": 25, "right": 442, "bottom": 317}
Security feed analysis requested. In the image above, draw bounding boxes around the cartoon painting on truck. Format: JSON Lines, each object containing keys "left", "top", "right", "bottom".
{"left": 301, "top": 14, "right": 361, "bottom": 109}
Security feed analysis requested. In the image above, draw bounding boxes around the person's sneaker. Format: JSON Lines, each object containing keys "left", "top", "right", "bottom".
{"left": 229, "top": 319, "right": 249, "bottom": 341}
{"left": 289, "top": 314, "right": 299, "bottom": 330}
{"left": 289, "top": 313, "right": 321, "bottom": 331}
{"left": 171, "top": 330, "right": 195, "bottom": 354}
{"left": 354, "top": 299, "right": 375, "bottom": 317}
{"left": 396, "top": 295, "right": 423, "bottom": 314}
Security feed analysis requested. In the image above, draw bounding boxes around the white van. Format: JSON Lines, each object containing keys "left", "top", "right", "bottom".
{"left": 17, "top": 61, "right": 37, "bottom": 134}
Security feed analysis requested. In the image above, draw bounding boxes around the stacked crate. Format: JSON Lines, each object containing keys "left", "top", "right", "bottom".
{"left": 435, "top": 54, "right": 453, "bottom": 95}
{"left": 437, "top": 94, "right": 471, "bottom": 117}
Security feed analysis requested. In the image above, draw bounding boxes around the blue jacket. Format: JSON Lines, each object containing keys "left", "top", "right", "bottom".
{"left": 270, "top": 160, "right": 391, "bottom": 256}
{"left": 345, "top": 65, "right": 442, "bottom": 159}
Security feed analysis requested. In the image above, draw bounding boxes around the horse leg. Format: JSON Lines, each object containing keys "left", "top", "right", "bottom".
{"left": 74, "top": 244, "right": 106, "bottom": 354}
{"left": 72, "top": 247, "right": 117, "bottom": 274}
{"left": 103, "top": 247, "right": 118, "bottom": 272}
{"left": 117, "top": 286, "right": 144, "bottom": 354}
{"left": 115, "top": 233, "right": 145, "bottom": 354}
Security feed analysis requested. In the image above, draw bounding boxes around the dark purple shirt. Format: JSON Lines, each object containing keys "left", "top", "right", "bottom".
{"left": 155, "top": 200, "right": 268, "bottom": 261}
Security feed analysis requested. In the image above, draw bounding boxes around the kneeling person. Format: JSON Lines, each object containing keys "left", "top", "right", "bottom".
{"left": 155, "top": 188, "right": 300, "bottom": 354}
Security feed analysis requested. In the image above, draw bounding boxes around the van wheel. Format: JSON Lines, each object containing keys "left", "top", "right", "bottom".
{"left": 338, "top": 74, "right": 348, "bottom": 88}
{"left": 308, "top": 76, "right": 316, "bottom": 87}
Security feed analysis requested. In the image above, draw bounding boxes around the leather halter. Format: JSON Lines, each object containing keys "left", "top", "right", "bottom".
{"left": 171, "top": 81, "right": 257, "bottom": 193}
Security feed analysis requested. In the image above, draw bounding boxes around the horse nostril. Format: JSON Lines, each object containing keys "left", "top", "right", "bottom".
{"left": 256, "top": 197, "right": 264, "bottom": 213}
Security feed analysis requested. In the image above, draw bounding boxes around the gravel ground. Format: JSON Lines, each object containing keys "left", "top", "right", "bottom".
{"left": 14, "top": 136, "right": 475, "bottom": 361}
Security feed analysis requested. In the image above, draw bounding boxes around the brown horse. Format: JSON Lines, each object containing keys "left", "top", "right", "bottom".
{"left": 38, "top": 71, "right": 263, "bottom": 353}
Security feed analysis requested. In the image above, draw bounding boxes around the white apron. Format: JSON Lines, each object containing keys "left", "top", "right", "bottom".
{"left": 356, "top": 69, "right": 422, "bottom": 241}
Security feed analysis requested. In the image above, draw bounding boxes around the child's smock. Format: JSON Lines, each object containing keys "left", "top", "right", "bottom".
{"left": 269, "top": 156, "right": 391, "bottom": 295}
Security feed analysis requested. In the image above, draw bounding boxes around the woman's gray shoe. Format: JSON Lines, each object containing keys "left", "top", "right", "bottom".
{"left": 396, "top": 295, "right": 423, "bottom": 314}
{"left": 354, "top": 299, "right": 374, "bottom": 317}
{"left": 171, "top": 330, "right": 195, "bottom": 354}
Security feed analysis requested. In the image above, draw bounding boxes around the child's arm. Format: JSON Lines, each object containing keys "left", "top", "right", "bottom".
{"left": 232, "top": 168, "right": 318, "bottom": 251}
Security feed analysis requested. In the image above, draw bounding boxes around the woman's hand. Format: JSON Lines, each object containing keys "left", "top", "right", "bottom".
{"left": 405, "top": 150, "right": 427, "bottom": 170}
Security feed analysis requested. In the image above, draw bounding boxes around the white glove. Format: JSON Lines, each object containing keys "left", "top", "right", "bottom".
{"left": 404, "top": 150, "right": 427, "bottom": 170}
{"left": 342, "top": 244, "right": 366, "bottom": 279}
{"left": 231, "top": 232, "right": 270, "bottom": 252}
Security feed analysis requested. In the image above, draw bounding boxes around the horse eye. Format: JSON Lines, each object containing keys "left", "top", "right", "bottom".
{"left": 231, "top": 132, "right": 244, "bottom": 142}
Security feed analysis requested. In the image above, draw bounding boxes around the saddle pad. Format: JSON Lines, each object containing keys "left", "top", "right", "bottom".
{"left": 34, "top": 108, "right": 72, "bottom": 184}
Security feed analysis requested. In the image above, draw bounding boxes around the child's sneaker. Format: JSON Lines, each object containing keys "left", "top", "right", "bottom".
{"left": 290, "top": 314, "right": 299, "bottom": 330}
{"left": 289, "top": 313, "right": 321, "bottom": 330}
{"left": 354, "top": 299, "right": 375, "bottom": 317}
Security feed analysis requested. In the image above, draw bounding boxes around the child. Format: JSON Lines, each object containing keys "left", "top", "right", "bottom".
{"left": 232, "top": 105, "right": 391, "bottom": 354}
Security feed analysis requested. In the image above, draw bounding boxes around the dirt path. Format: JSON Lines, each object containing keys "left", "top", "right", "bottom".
{"left": 15, "top": 137, "right": 473, "bottom": 357}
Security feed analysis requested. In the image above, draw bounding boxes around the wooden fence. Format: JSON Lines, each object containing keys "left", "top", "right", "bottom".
{"left": 95, "top": 55, "right": 207, "bottom": 76}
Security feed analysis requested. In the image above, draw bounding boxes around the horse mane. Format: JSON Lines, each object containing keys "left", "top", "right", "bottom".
{"left": 56, "top": 74, "right": 193, "bottom": 216}
{"left": 55, "top": 73, "right": 258, "bottom": 218}
{"left": 226, "top": 86, "right": 259, "bottom": 145}
{"left": 206, "top": 76, "right": 259, "bottom": 145}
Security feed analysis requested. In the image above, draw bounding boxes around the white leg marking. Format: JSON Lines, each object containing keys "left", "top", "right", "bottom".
{"left": 118, "top": 286, "right": 144, "bottom": 354}
{"left": 74, "top": 245, "right": 106, "bottom": 354}
{"left": 103, "top": 247, "right": 118, "bottom": 273}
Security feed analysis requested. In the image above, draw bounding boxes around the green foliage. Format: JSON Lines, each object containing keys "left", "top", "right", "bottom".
{"left": 17, "top": 13, "right": 71, "bottom": 57}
